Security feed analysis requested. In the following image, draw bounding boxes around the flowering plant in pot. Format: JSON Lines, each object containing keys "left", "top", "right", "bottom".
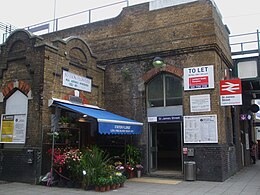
{"left": 135, "top": 164, "right": 143, "bottom": 170}
{"left": 94, "top": 177, "right": 108, "bottom": 192}
{"left": 64, "top": 148, "right": 82, "bottom": 184}
{"left": 135, "top": 164, "right": 143, "bottom": 178}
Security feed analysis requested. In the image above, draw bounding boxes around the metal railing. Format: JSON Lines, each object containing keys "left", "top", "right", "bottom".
{"left": 230, "top": 30, "right": 260, "bottom": 57}
{"left": 1, "top": 0, "right": 128, "bottom": 43}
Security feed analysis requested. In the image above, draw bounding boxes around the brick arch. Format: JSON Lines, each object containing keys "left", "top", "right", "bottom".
{"left": 2, "top": 80, "right": 31, "bottom": 98}
{"left": 142, "top": 65, "right": 183, "bottom": 83}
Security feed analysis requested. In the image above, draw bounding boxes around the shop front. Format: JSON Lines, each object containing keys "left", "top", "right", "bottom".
{"left": 46, "top": 98, "right": 143, "bottom": 166}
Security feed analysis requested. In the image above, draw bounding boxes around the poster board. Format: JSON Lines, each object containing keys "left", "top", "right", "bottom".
{"left": 0, "top": 114, "right": 27, "bottom": 143}
{"left": 184, "top": 115, "right": 218, "bottom": 143}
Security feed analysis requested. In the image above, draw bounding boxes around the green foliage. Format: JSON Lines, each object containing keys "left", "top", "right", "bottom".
{"left": 59, "top": 116, "right": 71, "bottom": 124}
{"left": 125, "top": 144, "right": 141, "bottom": 167}
{"left": 80, "top": 146, "right": 111, "bottom": 186}
{"left": 94, "top": 177, "right": 109, "bottom": 187}
{"left": 121, "top": 68, "right": 131, "bottom": 80}
{"left": 118, "top": 175, "right": 127, "bottom": 184}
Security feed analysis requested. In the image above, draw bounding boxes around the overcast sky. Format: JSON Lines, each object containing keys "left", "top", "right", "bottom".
{"left": 0, "top": 0, "right": 259, "bottom": 37}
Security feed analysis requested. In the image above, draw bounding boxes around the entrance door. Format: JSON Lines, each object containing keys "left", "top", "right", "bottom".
{"left": 149, "top": 124, "right": 157, "bottom": 171}
{"left": 149, "top": 122, "right": 182, "bottom": 172}
{"left": 157, "top": 123, "right": 182, "bottom": 171}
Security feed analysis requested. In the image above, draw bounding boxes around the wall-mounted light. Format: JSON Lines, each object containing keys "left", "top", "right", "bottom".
{"left": 152, "top": 57, "right": 164, "bottom": 67}
{"left": 78, "top": 114, "right": 88, "bottom": 122}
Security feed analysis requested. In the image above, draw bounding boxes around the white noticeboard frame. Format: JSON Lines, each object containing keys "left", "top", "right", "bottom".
{"left": 184, "top": 115, "right": 218, "bottom": 143}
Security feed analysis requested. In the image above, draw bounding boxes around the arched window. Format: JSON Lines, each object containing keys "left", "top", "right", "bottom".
{"left": 147, "top": 73, "right": 182, "bottom": 107}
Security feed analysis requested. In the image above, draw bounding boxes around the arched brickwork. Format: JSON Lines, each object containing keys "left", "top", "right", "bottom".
{"left": 142, "top": 65, "right": 183, "bottom": 83}
{"left": 2, "top": 80, "right": 31, "bottom": 98}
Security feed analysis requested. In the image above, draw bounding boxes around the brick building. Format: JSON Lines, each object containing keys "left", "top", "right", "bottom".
{"left": 0, "top": 0, "right": 244, "bottom": 182}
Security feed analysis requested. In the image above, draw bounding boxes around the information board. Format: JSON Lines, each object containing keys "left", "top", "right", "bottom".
{"left": 184, "top": 115, "right": 218, "bottom": 143}
{"left": 0, "top": 114, "right": 27, "bottom": 143}
{"left": 190, "top": 94, "right": 211, "bottom": 112}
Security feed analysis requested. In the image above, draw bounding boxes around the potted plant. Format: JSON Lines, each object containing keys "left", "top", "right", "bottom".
{"left": 123, "top": 144, "right": 142, "bottom": 178}
{"left": 121, "top": 175, "right": 127, "bottom": 187}
{"left": 80, "top": 146, "right": 111, "bottom": 189}
{"left": 135, "top": 164, "right": 143, "bottom": 178}
{"left": 94, "top": 177, "right": 107, "bottom": 192}
{"left": 59, "top": 116, "right": 71, "bottom": 128}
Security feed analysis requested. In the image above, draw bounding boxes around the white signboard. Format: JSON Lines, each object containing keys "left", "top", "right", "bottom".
{"left": 184, "top": 115, "right": 218, "bottom": 143}
{"left": 63, "top": 70, "right": 92, "bottom": 92}
{"left": 190, "top": 94, "right": 211, "bottom": 112}
{"left": 0, "top": 114, "right": 27, "bottom": 143}
{"left": 220, "top": 79, "right": 242, "bottom": 106}
{"left": 184, "top": 65, "right": 214, "bottom": 91}
{"left": 253, "top": 99, "right": 260, "bottom": 120}
{"left": 256, "top": 126, "right": 260, "bottom": 140}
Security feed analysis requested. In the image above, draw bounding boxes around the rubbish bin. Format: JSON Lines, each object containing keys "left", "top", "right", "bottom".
{"left": 184, "top": 161, "right": 196, "bottom": 181}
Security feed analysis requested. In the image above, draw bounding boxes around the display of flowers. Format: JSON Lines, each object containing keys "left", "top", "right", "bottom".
{"left": 47, "top": 147, "right": 82, "bottom": 180}
{"left": 125, "top": 163, "right": 134, "bottom": 171}
{"left": 64, "top": 148, "right": 83, "bottom": 181}
{"left": 115, "top": 161, "right": 125, "bottom": 172}
{"left": 47, "top": 148, "right": 66, "bottom": 173}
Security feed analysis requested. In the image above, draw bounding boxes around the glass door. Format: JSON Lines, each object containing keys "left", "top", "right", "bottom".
{"left": 149, "top": 123, "right": 157, "bottom": 171}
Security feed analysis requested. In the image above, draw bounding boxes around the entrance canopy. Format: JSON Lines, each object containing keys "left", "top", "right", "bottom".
{"left": 49, "top": 99, "right": 143, "bottom": 134}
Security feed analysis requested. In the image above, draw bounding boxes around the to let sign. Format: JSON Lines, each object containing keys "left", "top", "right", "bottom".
{"left": 220, "top": 79, "right": 242, "bottom": 106}
{"left": 184, "top": 65, "right": 214, "bottom": 90}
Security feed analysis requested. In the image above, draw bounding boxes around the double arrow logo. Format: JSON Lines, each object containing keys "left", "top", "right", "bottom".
{"left": 220, "top": 79, "right": 242, "bottom": 95}
{"left": 221, "top": 82, "right": 240, "bottom": 93}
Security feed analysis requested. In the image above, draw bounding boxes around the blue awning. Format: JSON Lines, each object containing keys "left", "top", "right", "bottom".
{"left": 52, "top": 101, "right": 143, "bottom": 135}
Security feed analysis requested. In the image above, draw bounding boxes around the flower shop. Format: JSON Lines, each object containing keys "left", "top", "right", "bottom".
{"left": 42, "top": 98, "right": 144, "bottom": 191}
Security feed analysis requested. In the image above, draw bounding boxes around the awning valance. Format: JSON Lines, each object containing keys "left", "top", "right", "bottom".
{"left": 49, "top": 99, "right": 143, "bottom": 135}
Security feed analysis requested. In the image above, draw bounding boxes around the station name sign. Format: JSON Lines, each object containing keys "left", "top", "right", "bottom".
{"left": 148, "top": 115, "right": 183, "bottom": 123}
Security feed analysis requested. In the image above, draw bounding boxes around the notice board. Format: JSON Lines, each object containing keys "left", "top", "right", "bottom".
{"left": 184, "top": 115, "right": 218, "bottom": 143}
{"left": 0, "top": 114, "right": 27, "bottom": 143}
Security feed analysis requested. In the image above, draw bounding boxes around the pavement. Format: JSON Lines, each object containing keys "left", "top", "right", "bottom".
{"left": 0, "top": 160, "right": 260, "bottom": 195}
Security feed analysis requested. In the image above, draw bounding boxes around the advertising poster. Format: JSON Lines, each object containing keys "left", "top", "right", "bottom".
{"left": 184, "top": 65, "right": 214, "bottom": 91}
{"left": 184, "top": 115, "right": 218, "bottom": 143}
{"left": 0, "top": 114, "right": 27, "bottom": 143}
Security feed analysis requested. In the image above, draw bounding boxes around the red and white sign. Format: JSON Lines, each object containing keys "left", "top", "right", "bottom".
{"left": 184, "top": 65, "right": 214, "bottom": 90}
{"left": 220, "top": 79, "right": 242, "bottom": 106}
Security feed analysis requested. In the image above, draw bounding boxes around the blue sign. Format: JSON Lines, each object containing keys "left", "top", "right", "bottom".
{"left": 157, "top": 115, "right": 183, "bottom": 122}
{"left": 98, "top": 122, "right": 142, "bottom": 134}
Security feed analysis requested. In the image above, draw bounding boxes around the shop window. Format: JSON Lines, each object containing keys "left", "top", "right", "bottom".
{"left": 147, "top": 73, "right": 182, "bottom": 107}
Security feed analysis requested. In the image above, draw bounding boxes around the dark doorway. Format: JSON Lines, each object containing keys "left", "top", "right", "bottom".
{"left": 157, "top": 123, "right": 182, "bottom": 171}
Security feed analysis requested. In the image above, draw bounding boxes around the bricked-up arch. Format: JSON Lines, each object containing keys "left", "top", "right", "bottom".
{"left": 62, "top": 36, "right": 97, "bottom": 68}
{"left": 2, "top": 80, "right": 31, "bottom": 99}
{"left": 142, "top": 65, "right": 183, "bottom": 83}
{"left": 69, "top": 48, "right": 88, "bottom": 64}
{"left": 9, "top": 40, "right": 26, "bottom": 53}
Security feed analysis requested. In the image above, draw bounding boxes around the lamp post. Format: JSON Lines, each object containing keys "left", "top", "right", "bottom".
{"left": 53, "top": 0, "right": 57, "bottom": 31}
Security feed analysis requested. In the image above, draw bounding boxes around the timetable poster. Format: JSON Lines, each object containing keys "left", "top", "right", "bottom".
{"left": 184, "top": 115, "right": 218, "bottom": 143}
